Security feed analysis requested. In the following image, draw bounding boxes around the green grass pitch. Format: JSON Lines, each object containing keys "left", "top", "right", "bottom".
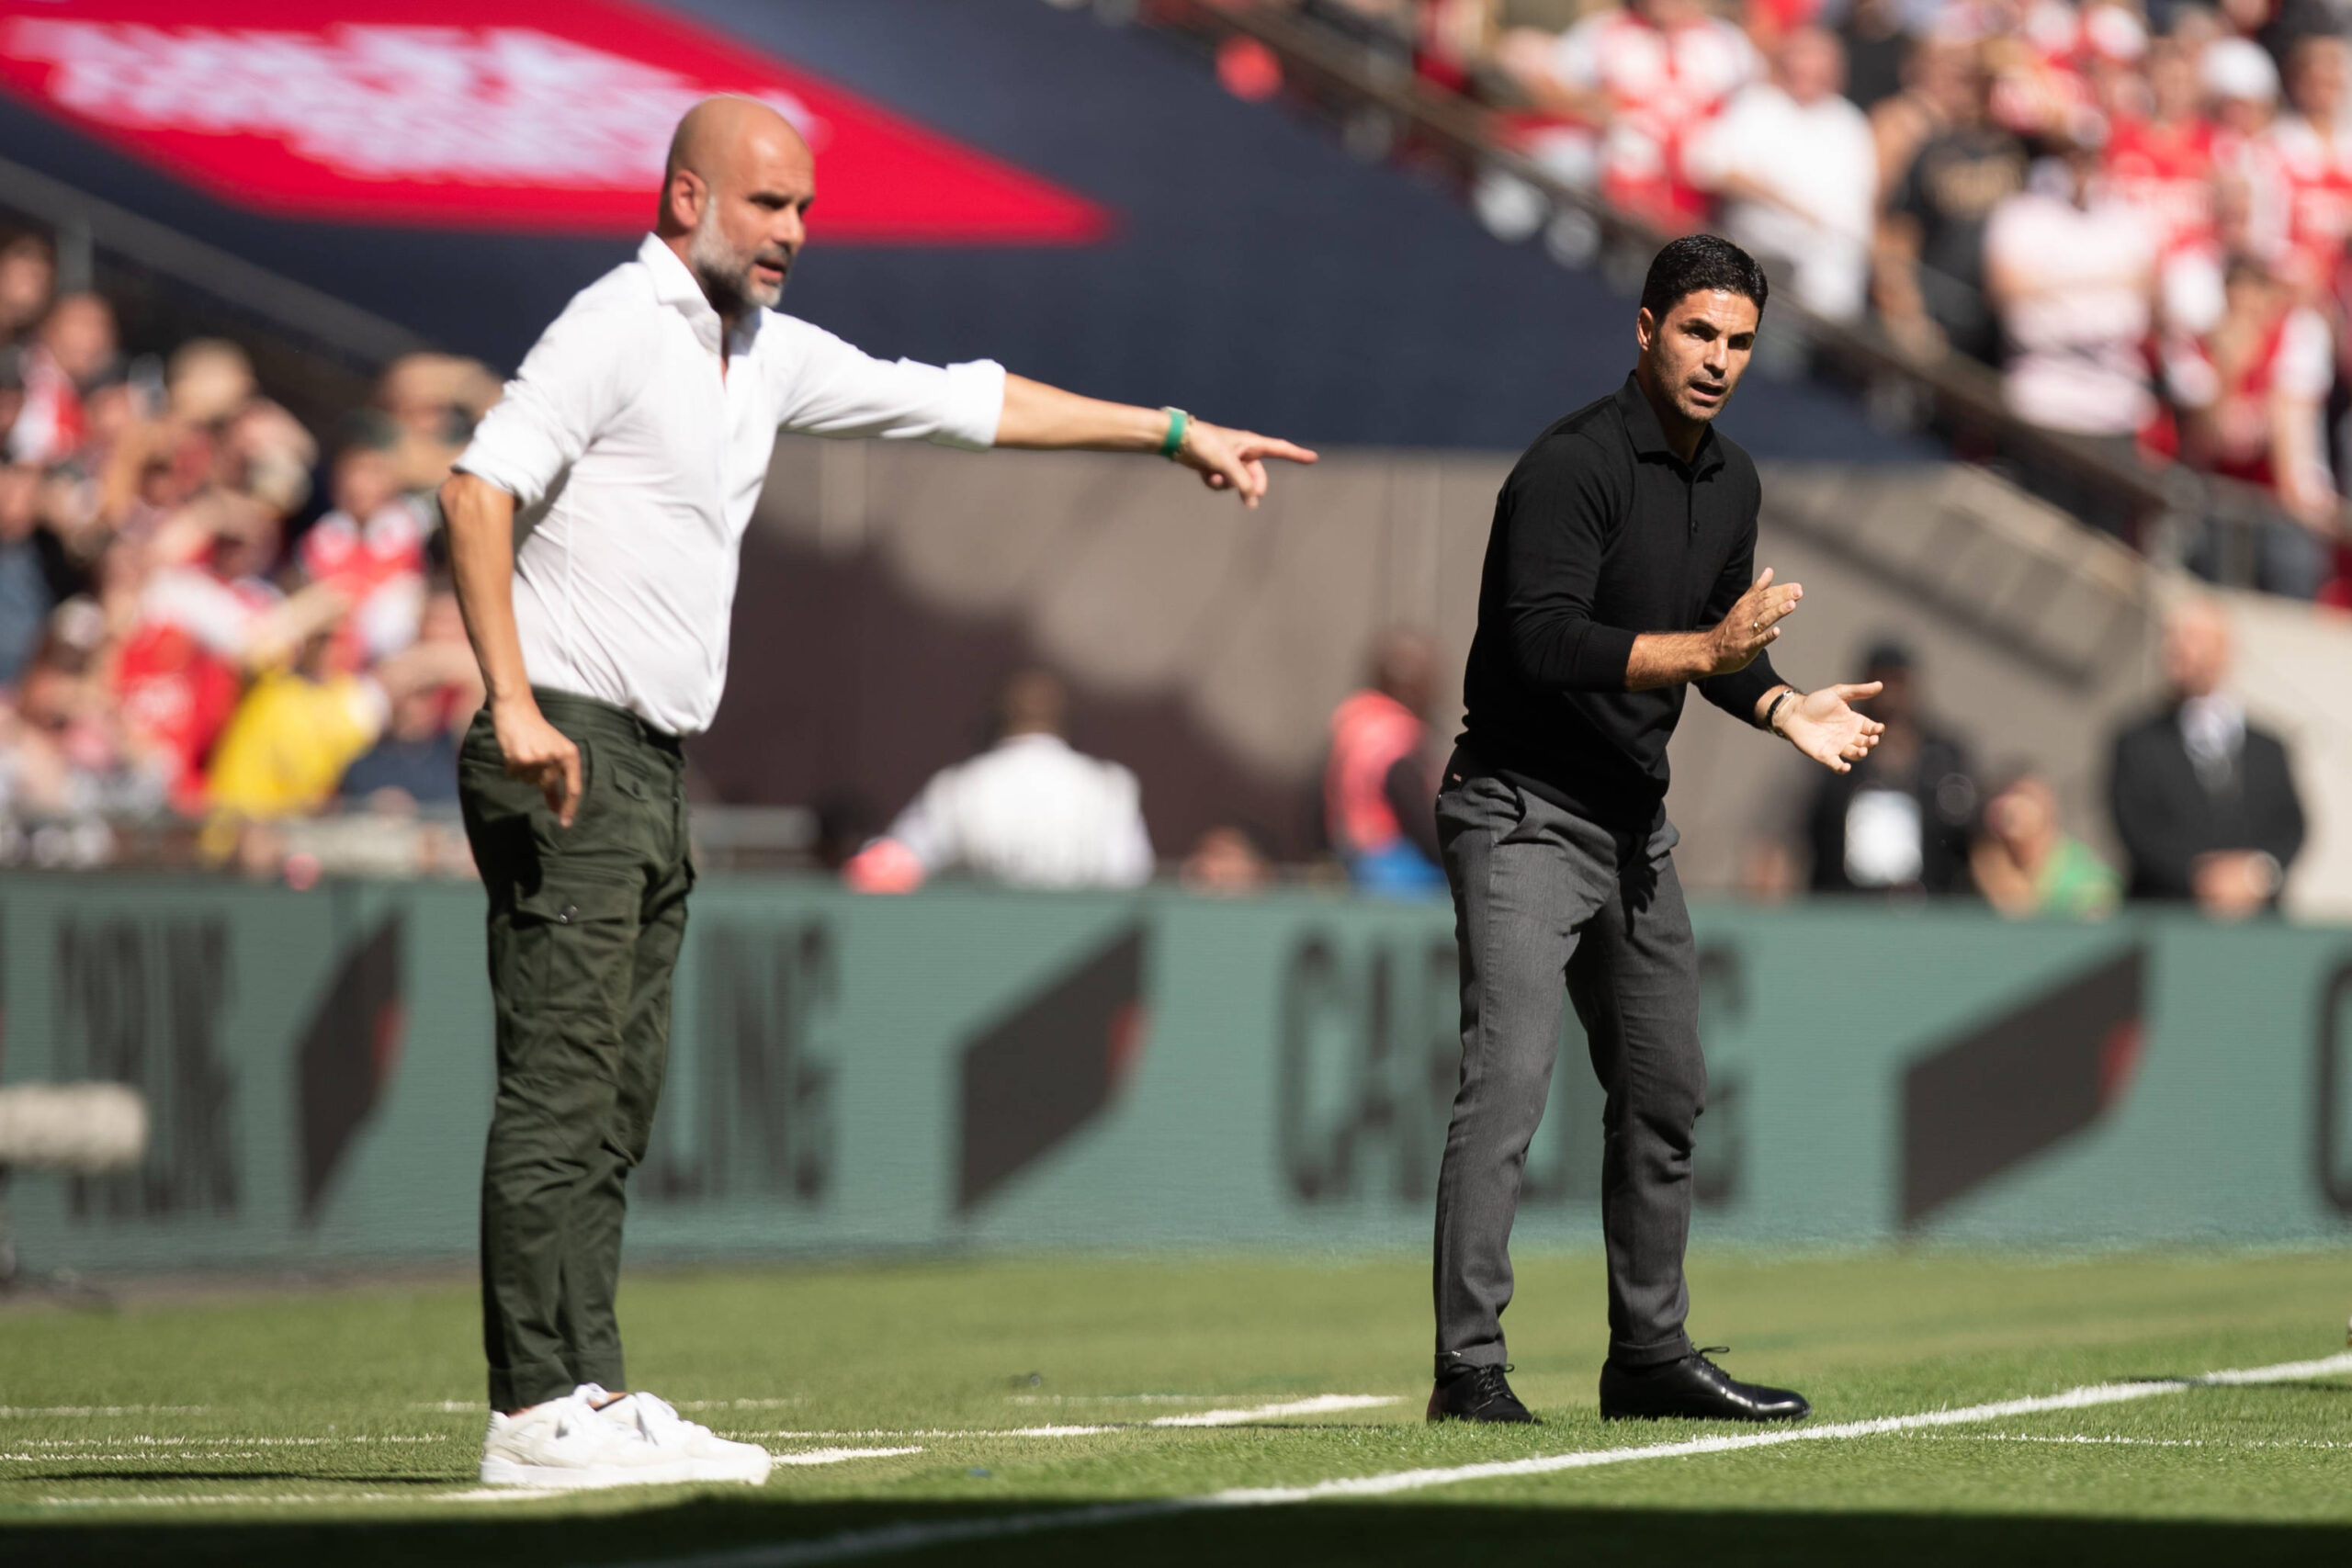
{"left": 4, "top": 1249, "right": 2350, "bottom": 1565}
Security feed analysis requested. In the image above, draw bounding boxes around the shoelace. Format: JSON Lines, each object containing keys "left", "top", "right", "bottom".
{"left": 1465, "top": 1362, "right": 1520, "bottom": 1412}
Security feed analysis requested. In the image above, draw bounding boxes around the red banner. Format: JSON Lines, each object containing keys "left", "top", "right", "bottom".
{"left": 0, "top": 0, "right": 1113, "bottom": 243}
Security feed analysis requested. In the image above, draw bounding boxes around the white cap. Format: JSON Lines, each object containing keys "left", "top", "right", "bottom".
{"left": 2202, "top": 37, "right": 2280, "bottom": 105}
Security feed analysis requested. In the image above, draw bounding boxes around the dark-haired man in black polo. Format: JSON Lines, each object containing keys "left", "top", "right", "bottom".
{"left": 1427, "top": 236, "right": 1883, "bottom": 1426}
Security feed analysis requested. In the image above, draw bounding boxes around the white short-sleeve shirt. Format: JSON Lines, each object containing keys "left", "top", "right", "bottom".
{"left": 457, "top": 233, "right": 1006, "bottom": 736}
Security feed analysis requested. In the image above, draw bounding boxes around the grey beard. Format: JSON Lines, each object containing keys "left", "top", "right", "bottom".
{"left": 687, "top": 228, "right": 786, "bottom": 316}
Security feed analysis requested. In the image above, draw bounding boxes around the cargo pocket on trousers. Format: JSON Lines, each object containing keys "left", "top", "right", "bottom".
{"left": 510, "top": 873, "right": 642, "bottom": 1022}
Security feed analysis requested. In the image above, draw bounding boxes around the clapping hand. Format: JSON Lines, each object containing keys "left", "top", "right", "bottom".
{"left": 1779, "top": 682, "right": 1885, "bottom": 774}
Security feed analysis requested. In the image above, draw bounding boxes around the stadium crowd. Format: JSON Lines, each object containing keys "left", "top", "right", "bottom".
{"left": 0, "top": 231, "right": 492, "bottom": 874}
{"left": 1261, "top": 0, "right": 2352, "bottom": 600}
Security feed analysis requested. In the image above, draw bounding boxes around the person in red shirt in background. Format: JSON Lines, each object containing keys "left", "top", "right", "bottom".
{"left": 2109, "top": 37, "right": 2227, "bottom": 335}
{"left": 297, "top": 435, "right": 428, "bottom": 675}
{"left": 9, "top": 294, "right": 115, "bottom": 468}
{"left": 1324, "top": 626, "right": 1445, "bottom": 897}
{"left": 1493, "top": 0, "right": 1760, "bottom": 233}
{"left": 2264, "top": 34, "right": 2352, "bottom": 308}
{"left": 112, "top": 494, "right": 342, "bottom": 812}
{"left": 2164, "top": 254, "right": 2338, "bottom": 597}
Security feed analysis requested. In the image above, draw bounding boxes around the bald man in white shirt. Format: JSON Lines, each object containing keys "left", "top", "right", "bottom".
{"left": 444, "top": 96, "right": 1314, "bottom": 1492}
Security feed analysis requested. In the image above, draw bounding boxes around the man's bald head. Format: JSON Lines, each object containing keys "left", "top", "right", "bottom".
{"left": 658, "top": 96, "right": 816, "bottom": 320}
{"left": 662, "top": 96, "right": 809, "bottom": 194}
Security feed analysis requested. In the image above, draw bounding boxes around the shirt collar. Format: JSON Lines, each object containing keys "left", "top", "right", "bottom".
{"left": 1615, "top": 372, "right": 1723, "bottom": 478}
{"left": 639, "top": 232, "right": 762, "bottom": 358}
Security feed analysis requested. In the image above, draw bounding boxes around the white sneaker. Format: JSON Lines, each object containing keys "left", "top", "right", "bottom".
{"left": 478, "top": 1389, "right": 698, "bottom": 1489}
{"left": 582, "top": 1385, "right": 773, "bottom": 1485}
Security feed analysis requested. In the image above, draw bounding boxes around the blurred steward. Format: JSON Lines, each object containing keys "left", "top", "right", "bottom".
{"left": 1804, "top": 640, "right": 1977, "bottom": 896}
{"left": 843, "top": 670, "right": 1153, "bottom": 892}
{"left": 1874, "top": 38, "right": 2027, "bottom": 365}
{"left": 1323, "top": 626, "right": 1445, "bottom": 895}
{"left": 2108, "top": 596, "right": 2303, "bottom": 918}
{"left": 1970, "top": 764, "right": 2120, "bottom": 919}
{"left": 1685, "top": 26, "right": 1878, "bottom": 321}
{"left": 1494, "top": 0, "right": 1759, "bottom": 232}
{"left": 1180, "top": 823, "right": 1273, "bottom": 896}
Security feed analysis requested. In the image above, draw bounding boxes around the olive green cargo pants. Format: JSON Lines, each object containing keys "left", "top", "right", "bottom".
{"left": 458, "top": 689, "right": 691, "bottom": 1412}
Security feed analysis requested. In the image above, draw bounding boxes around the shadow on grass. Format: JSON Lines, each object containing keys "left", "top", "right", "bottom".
{"left": 15, "top": 1471, "right": 457, "bottom": 1484}
{"left": 5, "top": 1497, "right": 2349, "bottom": 1567}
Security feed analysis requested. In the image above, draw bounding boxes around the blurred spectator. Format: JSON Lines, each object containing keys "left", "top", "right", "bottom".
{"left": 300, "top": 434, "right": 430, "bottom": 672}
{"left": 2263, "top": 33, "right": 2352, "bottom": 306}
{"left": 1804, "top": 640, "right": 1978, "bottom": 895}
{"left": 377, "top": 353, "right": 501, "bottom": 496}
{"left": 335, "top": 590, "right": 480, "bottom": 813}
{"left": 1495, "top": 0, "right": 1760, "bottom": 231}
{"left": 1324, "top": 626, "right": 1445, "bottom": 895}
{"left": 0, "top": 231, "right": 503, "bottom": 868}
{"left": 843, "top": 670, "right": 1154, "bottom": 892}
{"left": 1970, "top": 764, "right": 2120, "bottom": 919}
{"left": 205, "top": 619, "right": 475, "bottom": 828}
{"left": 1181, "top": 824, "right": 1274, "bottom": 895}
{"left": 0, "top": 232, "right": 54, "bottom": 345}
{"left": 1983, "top": 128, "right": 2159, "bottom": 455}
{"left": 2162, "top": 254, "right": 2335, "bottom": 595}
{"left": 1837, "top": 0, "right": 1911, "bottom": 110}
{"left": 0, "top": 597, "right": 168, "bottom": 849}
{"left": 11, "top": 293, "right": 116, "bottom": 467}
{"left": 1687, "top": 26, "right": 1878, "bottom": 320}
{"left": 2109, "top": 596, "right": 2304, "bottom": 916}
{"left": 0, "top": 461, "right": 53, "bottom": 684}
{"left": 1875, "top": 40, "right": 2028, "bottom": 363}
{"left": 2107, "top": 37, "right": 2224, "bottom": 335}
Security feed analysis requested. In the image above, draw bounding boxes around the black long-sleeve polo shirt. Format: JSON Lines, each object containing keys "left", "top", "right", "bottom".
{"left": 1457, "top": 373, "right": 1783, "bottom": 830}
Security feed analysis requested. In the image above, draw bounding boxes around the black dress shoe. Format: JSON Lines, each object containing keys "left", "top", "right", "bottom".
{"left": 1599, "top": 1347, "right": 1810, "bottom": 1422}
{"left": 1427, "top": 1359, "right": 1541, "bottom": 1424}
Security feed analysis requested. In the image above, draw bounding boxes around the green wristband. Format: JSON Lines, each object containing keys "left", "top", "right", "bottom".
{"left": 1159, "top": 407, "right": 1190, "bottom": 459}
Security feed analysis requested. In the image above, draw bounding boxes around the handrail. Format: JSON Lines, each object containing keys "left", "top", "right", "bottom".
{"left": 1151, "top": 0, "right": 2297, "bottom": 570}
{"left": 0, "top": 152, "right": 427, "bottom": 370}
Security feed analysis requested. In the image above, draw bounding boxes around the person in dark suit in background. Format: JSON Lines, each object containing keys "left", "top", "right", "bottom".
{"left": 1804, "top": 640, "right": 1977, "bottom": 897}
{"left": 2109, "top": 598, "right": 2304, "bottom": 918}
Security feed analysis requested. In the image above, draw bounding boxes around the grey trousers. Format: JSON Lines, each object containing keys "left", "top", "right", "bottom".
{"left": 1432, "top": 765, "right": 1704, "bottom": 1373}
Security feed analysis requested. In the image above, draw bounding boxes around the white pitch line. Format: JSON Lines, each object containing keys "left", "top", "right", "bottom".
{"left": 724, "top": 1396, "right": 1400, "bottom": 1442}
{"left": 771, "top": 1448, "right": 924, "bottom": 1467}
{"left": 0, "top": 1405, "right": 209, "bottom": 1417}
{"left": 680, "top": 1399, "right": 806, "bottom": 1411}
{"left": 599, "top": 1351, "right": 2352, "bottom": 1568}
{"left": 1148, "top": 1395, "right": 1395, "bottom": 1427}
{"left": 1899, "top": 1433, "right": 2352, "bottom": 1450}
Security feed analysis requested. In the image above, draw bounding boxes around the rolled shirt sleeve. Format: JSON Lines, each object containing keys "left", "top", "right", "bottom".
{"left": 454, "top": 303, "right": 639, "bottom": 509}
{"left": 773, "top": 319, "right": 1005, "bottom": 450}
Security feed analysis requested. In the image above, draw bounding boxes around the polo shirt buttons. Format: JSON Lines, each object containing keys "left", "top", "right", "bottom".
{"left": 558, "top": 905, "right": 578, "bottom": 924}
